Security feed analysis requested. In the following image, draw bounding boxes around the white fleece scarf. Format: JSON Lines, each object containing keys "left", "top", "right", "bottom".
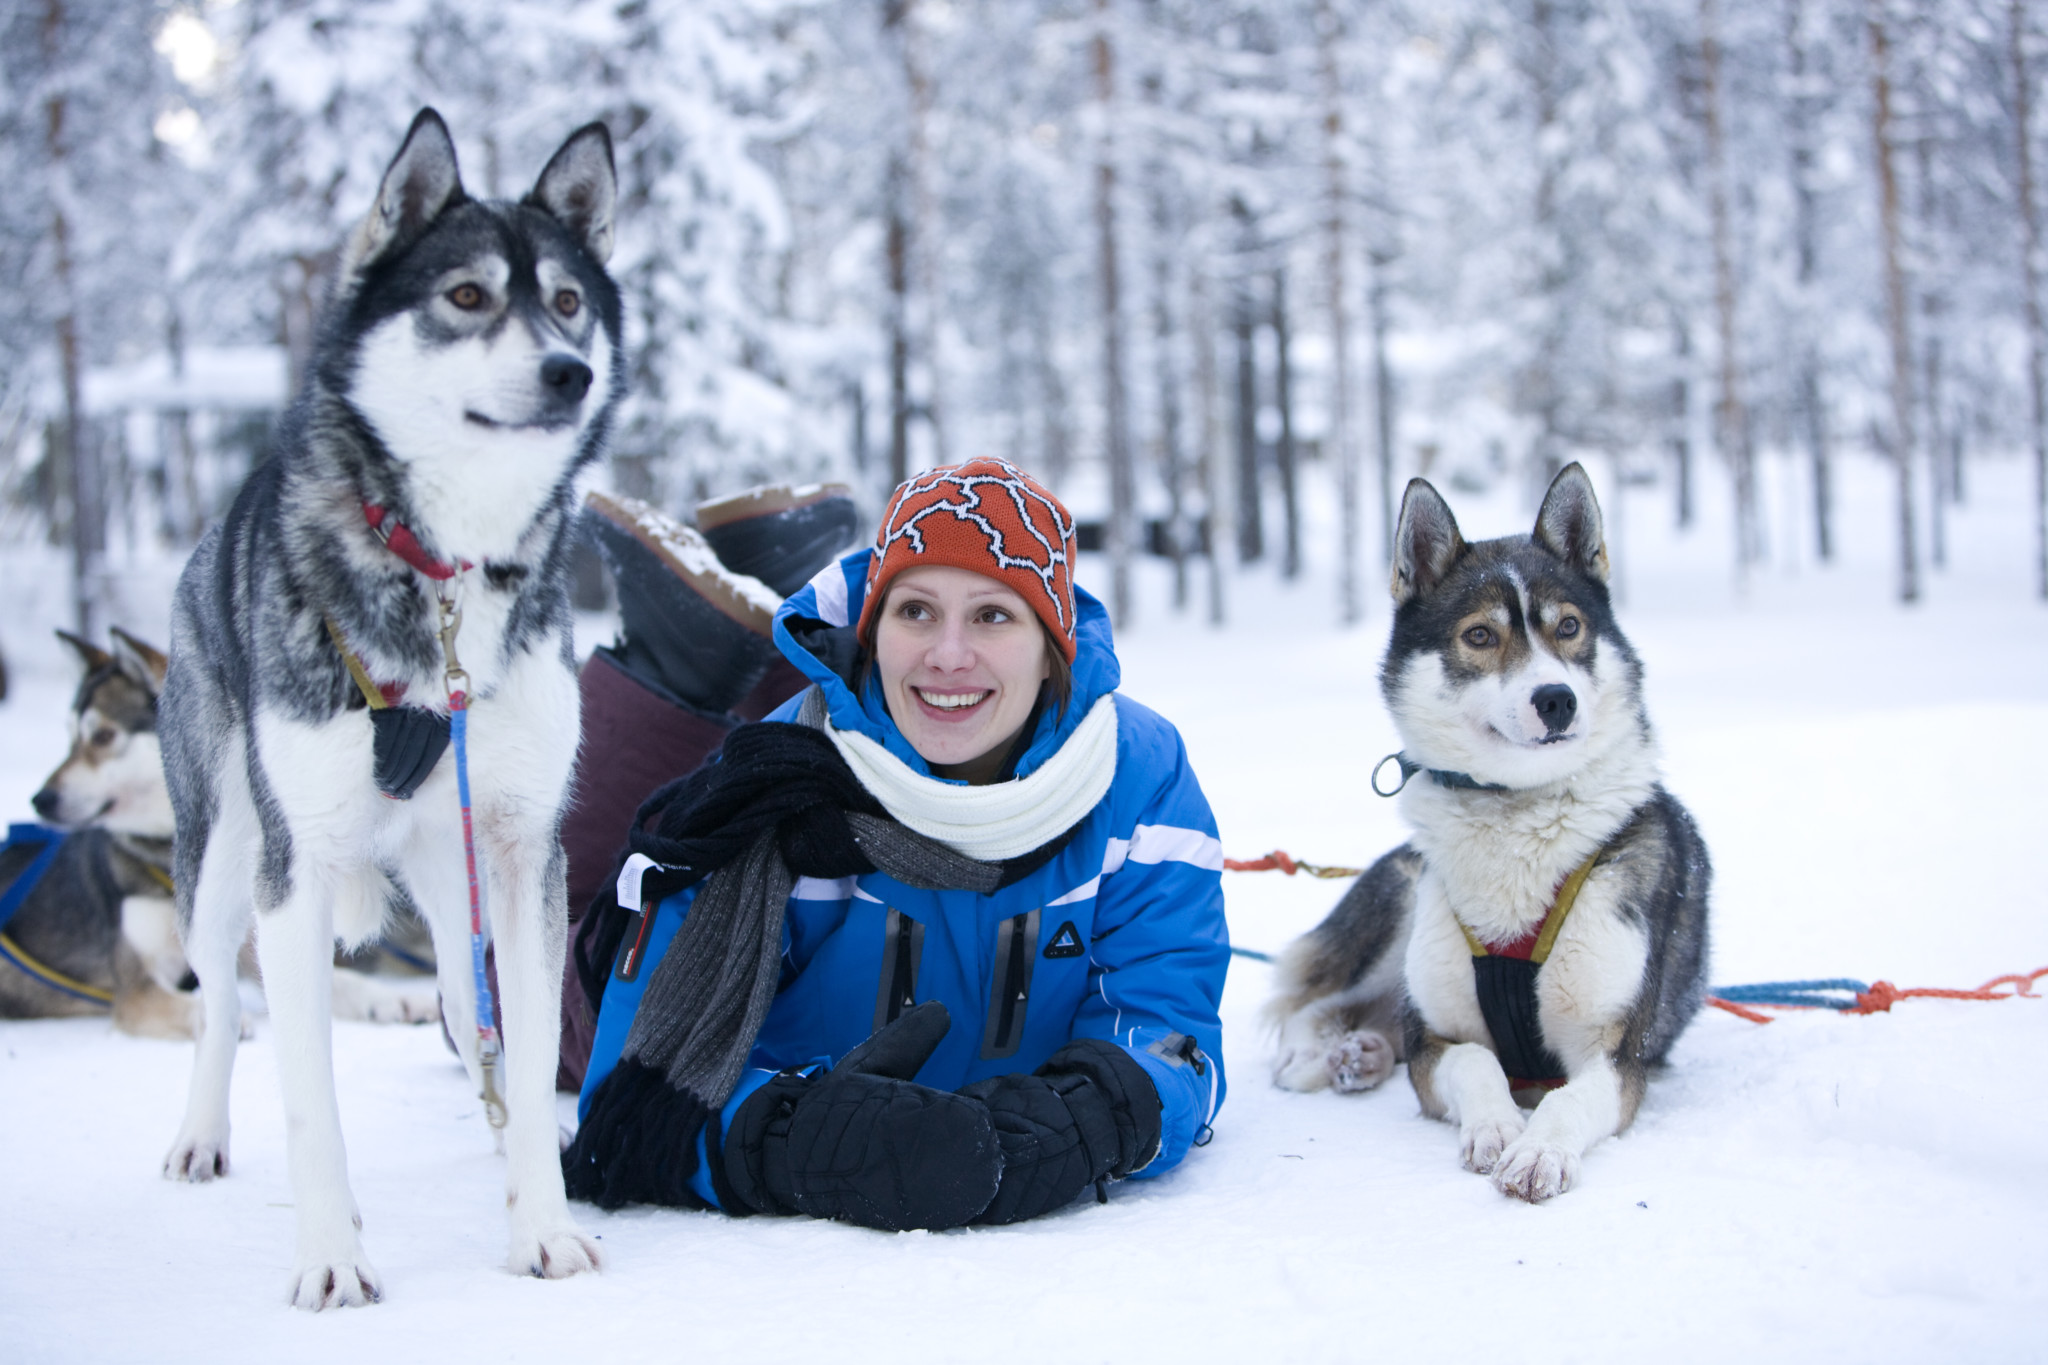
{"left": 824, "top": 693, "right": 1119, "bottom": 862}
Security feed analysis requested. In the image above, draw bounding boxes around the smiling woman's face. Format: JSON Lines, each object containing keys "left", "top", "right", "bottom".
{"left": 872, "top": 565, "right": 1051, "bottom": 785}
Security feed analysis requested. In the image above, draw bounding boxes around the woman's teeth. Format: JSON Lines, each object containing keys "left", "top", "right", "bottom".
{"left": 917, "top": 689, "right": 988, "bottom": 710}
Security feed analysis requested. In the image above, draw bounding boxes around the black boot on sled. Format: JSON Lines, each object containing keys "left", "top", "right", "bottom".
{"left": 582, "top": 491, "right": 782, "bottom": 717}
{"left": 696, "top": 482, "right": 860, "bottom": 599}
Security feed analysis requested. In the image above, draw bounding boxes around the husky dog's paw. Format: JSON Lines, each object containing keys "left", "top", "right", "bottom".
{"left": 1328, "top": 1030, "right": 1395, "bottom": 1093}
{"left": 1458, "top": 1114, "right": 1525, "bottom": 1175}
{"left": 163, "top": 1130, "right": 230, "bottom": 1182}
{"left": 288, "top": 1255, "right": 384, "bottom": 1310}
{"left": 511, "top": 1222, "right": 604, "bottom": 1280}
{"left": 1491, "top": 1138, "right": 1578, "bottom": 1203}
{"left": 330, "top": 969, "right": 441, "bottom": 1025}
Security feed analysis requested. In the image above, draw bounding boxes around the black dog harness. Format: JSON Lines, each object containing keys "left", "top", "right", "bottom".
{"left": 1456, "top": 851, "right": 1601, "bottom": 1088}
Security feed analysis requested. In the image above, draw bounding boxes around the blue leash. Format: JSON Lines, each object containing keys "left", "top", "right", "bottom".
{"left": 438, "top": 580, "right": 506, "bottom": 1129}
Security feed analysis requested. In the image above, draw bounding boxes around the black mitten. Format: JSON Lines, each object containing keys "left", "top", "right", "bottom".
{"left": 960, "top": 1038, "right": 1163, "bottom": 1226}
{"left": 370, "top": 705, "right": 451, "bottom": 799}
{"left": 715, "top": 1002, "right": 1001, "bottom": 1231}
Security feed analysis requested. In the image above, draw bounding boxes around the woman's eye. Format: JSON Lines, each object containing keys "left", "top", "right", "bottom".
{"left": 1462, "top": 626, "right": 1496, "bottom": 649}
{"left": 448, "top": 283, "right": 485, "bottom": 310}
{"left": 555, "top": 290, "right": 580, "bottom": 317}
{"left": 978, "top": 608, "right": 1012, "bottom": 625}
{"left": 1557, "top": 616, "right": 1581, "bottom": 639}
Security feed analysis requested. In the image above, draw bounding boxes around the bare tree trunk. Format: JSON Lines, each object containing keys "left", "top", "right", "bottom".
{"left": 1668, "top": 311, "right": 1695, "bottom": 529}
{"left": 1526, "top": 0, "right": 1565, "bottom": 496}
{"left": 1369, "top": 248, "right": 1397, "bottom": 586}
{"left": 1870, "top": 2, "right": 1919, "bottom": 603}
{"left": 1918, "top": 135, "right": 1948, "bottom": 571}
{"left": 1272, "top": 268, "right": 1300, "bottom": 580}
{"left": 2014, "top": 0, "right": 2047, "bottom": 601}
{"left": 1151, "top": 193, "right": 1188, "bottom": 610}
{"left": 1702, "top": 0, "right": 1758, "bottom": 581}
{"left": 886, "top": 151, "right": 911, "bottom": 489}
{"left": 1318, "top": 0, "right": 1361, "bottom": 623}
{"left": 848, "top": 377, "right": 869, "bottom": 476}
{"left": 1192, "top": 270, "right": 1228, "bottom": 626}
{"left": 1094, "top": 0, "right": 1134, "bottom": 627}
{"left": 1234, "top": 272, "right": 1263, "bottom": 564}
{"left": 44, "top": 0, "right": 102, "bottom": 638}
{"left": 1036, "top": 312, "right": 1072, "bottom": 489}
{"left": 894, "top": 0, "right": 946, "bottom": 466}
{"left": 1785, "top": 0, "right": 1832, "bottom": 561}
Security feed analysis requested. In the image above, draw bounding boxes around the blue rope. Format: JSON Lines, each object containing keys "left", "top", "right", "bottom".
{"left": 0, "top": 823, "right": 68, "bottom": 935}
{"left": 1230, "top": 945, "right": 1275, "bottom": 963}
{"left": 1710, "top": 979, "right": 1871, "bottom": 1010}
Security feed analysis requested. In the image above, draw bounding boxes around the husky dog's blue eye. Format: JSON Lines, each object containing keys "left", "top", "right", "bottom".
{"left": 1462, "top": 625, "right": 1496, "bottom": 648}
{"left": 448, "top": 283, "right": 485, "bottom": 310}
{"left": 555, "top": 290, "right": 581, "bottom": 317}
{"left": 1557, "top": 615, "right": 1581, "bottom": 639}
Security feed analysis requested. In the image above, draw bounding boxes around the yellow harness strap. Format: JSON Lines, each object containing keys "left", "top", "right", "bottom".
{"left": 324, "top": 616, "right": 392, "bottom": 711}
{"left": 0, "top": 931, "right": 115, "bottom": 1005}
{"left": 1458, "top": 850, "right": 1601, "bottom": 963}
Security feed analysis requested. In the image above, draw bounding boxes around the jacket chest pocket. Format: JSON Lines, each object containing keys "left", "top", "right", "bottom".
{"left": 872, "top": 907, "right": 926, "bottom": 1033}
{"left": 979, "top": 907, "right": 1041, "bottom": 1060}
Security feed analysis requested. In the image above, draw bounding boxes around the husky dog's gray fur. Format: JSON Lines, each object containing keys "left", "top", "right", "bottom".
{"left": 16, "top": 630, "right": 435, "bottom": 1036}
{"left": 1267, "top": 464, "right": 1710, "bottom": 1203}
{"left": 158, "top": 109, "right": 622, "bottom": 1307}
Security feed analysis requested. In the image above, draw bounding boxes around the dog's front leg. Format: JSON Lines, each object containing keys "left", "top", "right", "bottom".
{"left": 489, "top": 838, "right": 601, "bottom": 1279}
{"left": 1425, "top": 1040, "right": 1528, "bottom": 1175}
{"left": 1490, "top": 1056, "right": 1625, "bottom": 1203}
{"left": 254, "top": 886, "right": 383, "bottom": 1309}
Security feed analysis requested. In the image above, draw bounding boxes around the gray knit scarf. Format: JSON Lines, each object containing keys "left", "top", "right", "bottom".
{"left": 613, "top": 690, "right": 1005, "bottom": 1111}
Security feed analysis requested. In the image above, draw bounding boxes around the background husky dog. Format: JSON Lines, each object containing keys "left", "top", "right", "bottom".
{"left": 1267, "top": 464, "right": 1709, "bottom": 1203}
{"left": 158, "top": 109, "right": 621, "bottom": 1308}
{"left": 13, "top": 630, "right": 435, "bottom": 1034}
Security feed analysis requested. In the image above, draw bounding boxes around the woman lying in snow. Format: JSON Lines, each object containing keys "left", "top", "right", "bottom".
{"left": 562, "top": 458, "right": 1229, "bottom": 1230}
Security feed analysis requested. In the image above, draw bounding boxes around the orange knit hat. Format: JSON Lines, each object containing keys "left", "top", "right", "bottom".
{"left": 857, "top": 458, "right": 1079, "bottom": 663}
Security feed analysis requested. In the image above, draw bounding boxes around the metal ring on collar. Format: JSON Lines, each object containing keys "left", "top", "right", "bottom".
{"left": 1370, "top": 753, "right": 1412, "bottom": 798}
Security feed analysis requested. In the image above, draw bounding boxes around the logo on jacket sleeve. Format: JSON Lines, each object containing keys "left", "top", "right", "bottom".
{"left": 1043, "top": 920, "right": 1085, "bottom": 959}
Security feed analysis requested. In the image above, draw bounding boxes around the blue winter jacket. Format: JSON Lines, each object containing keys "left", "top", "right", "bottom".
{"left": 580, "top": 549, "right": 1230, "bottom": 1203}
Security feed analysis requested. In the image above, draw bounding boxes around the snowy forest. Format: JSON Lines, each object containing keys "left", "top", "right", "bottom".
{"left": 2, "top": 0, "right": 2045, "bottom": 642}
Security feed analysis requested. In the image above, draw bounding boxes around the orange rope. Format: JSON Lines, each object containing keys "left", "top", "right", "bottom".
{"left": 1846, "top": 966, "right": 2048, "bottom": 1014}
{"left": 1223, "top": 849, "right": 1363, "bottom": 880}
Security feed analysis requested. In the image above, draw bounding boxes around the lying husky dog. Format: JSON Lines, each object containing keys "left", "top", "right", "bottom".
{"left": 159, "top": 109, "right": 621, "bottom": 1307}
{"left": 11, "top": 630, "right": 436, "bottom": 1035}
{"left": 1267, "top": 464, "right": 1709, "bottom": 1203}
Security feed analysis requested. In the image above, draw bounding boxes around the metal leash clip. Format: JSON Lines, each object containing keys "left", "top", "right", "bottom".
{"left": 476, "top": 1032, "right": 509, "bottom": 1129}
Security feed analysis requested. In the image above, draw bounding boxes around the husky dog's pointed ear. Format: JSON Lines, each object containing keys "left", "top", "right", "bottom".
{"left": 55, "top": 629, "right": 112, "bottom": 674}
{"left": 109, "top": 627, "right": 169, "bottom": 695}
{"left": 1391, "top": 478, "right": 1466, "bottom": 606}
{"left": 526, "top": 122, "right": 617, "bottom": 264}
{"left": 340, "top": 109, "right": 466, "bottom": 279}
{"left": 1534, "top": 462, "right": 1609, "bottom": 582}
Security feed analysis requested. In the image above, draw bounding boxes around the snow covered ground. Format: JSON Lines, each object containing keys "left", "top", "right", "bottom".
{"left": 1, "top": 453, "right": 2043, "bottom": 1362}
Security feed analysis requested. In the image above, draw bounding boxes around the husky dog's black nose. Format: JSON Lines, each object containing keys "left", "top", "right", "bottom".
{"left": 1531, "top": 683, "right": 1577, "bottom": 734}
{"left": 30, "top": 787, "right": 59, "bottom": 820}
{"left": 541, "top": 354, "right": 593, "bottom": 405}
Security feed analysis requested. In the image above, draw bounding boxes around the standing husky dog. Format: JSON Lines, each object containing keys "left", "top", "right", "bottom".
{"left": 159, "top": 109, "right": 621, "bottom": 1307}
{"left": 1267, "top": 464, "right": 1709, "bottom": 1203}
